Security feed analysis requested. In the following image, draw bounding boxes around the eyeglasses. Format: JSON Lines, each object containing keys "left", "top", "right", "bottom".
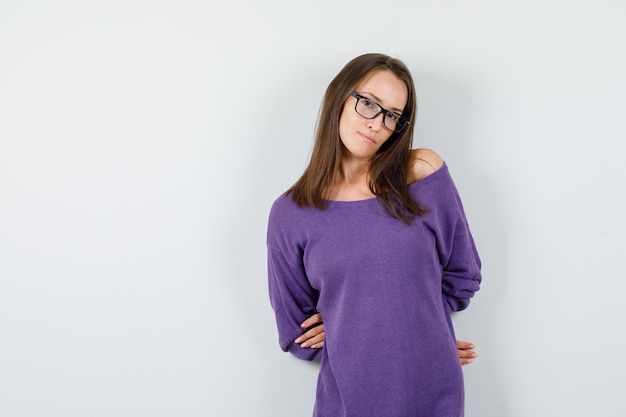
{"left": 349, "top": 92, "right": 410, "bottom": 133}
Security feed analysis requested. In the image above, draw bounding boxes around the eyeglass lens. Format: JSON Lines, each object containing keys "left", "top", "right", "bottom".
{"left": 354, "top": 96, "right": 406, "bottom": 132}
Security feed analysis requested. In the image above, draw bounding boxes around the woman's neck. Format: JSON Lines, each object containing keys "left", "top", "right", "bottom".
{"left": 327, "top": 158, "right": 374, "bottom": 201}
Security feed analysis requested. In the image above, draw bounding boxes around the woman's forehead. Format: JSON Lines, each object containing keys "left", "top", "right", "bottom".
{"left": 355, "top": 70, "right": 408, "bottom": 112}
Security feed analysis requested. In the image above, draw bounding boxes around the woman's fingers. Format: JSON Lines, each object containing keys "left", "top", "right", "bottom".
{"left": 300, "top": 313, "right": 323, "bottom": 329}
{"left": 295, "top": 313, "right": 325, "bottom": 348}
{"left": 301, "top": 333, "right": 324, "bottom": 348}
{"left": 294, "top": 323, "right": 325, "bottom": 347}
{"left": 456, "top": 340, "right": 478, "bottom": 365}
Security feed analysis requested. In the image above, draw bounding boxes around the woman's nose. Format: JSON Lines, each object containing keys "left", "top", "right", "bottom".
{"left": 367, "top": 113, "right": 384, "bottom": 131}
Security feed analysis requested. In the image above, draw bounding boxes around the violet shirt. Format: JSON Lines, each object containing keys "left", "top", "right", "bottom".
{"left": 267, "top": 164, "right": 481, "bottom": 417}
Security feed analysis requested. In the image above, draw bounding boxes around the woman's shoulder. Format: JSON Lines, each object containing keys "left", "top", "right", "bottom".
{"left": 270, "top": 191, "right": 298, "bottom": 215}
{"left": 408, "top": 148, "right": 445, "bottom": 183}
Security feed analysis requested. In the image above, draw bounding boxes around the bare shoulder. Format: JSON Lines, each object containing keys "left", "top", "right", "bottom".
{"left": 408, "top": 148, "right": 445, "bottom": 183}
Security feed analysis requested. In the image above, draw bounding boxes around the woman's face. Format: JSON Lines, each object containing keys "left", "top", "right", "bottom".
{"left": 338, "top": 70, "right": 408, "bottom": 161}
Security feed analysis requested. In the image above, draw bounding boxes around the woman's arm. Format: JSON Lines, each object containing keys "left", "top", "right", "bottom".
{"left": 296, "top": 314, "right": 478, "bottom": 365}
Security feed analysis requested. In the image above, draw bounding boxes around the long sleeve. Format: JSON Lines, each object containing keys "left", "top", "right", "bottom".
{"left": 440, "top": 225, "right": 481, "bottom": 311}
{"left": 267, "top": 198, "right": 322, "bottom": 361}
{"left": 421, "top": 166, "right": 482, "bottom": 312}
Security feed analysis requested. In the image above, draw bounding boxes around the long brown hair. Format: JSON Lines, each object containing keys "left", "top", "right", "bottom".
{"left": 287, "top": 53, "right": 427, "bottom": 223}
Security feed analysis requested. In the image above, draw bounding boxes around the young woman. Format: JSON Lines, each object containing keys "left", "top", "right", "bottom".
{"left": 267, "top": 53, "right": 482, "bottom": 416}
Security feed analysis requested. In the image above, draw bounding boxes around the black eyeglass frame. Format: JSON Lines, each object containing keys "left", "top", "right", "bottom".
{"left": 349, "top": 92, "right": 410, "bottom": 133}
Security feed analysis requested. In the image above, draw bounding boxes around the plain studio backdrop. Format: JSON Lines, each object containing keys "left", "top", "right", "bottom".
{"left": 1, "top": 1, "right": 624, "bottom": 416}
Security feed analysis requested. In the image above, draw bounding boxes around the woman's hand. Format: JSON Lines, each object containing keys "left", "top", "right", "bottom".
{"left": 296, "top": 314, "right": 478, "bottom": 365}
{"left": 457, "top": 340, "right": 478, "bottom": 365}
{"left": 294, "top": 313, "right": 324, "bottom": 348}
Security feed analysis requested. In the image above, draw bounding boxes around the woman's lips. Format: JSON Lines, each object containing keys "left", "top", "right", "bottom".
{"left": 358, "top": 132, "right": 375, "bottom": 144}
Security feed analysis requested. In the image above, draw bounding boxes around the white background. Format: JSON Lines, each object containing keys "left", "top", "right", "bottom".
{"left": 1, "top": 1, "right": 624, "bottom": 416}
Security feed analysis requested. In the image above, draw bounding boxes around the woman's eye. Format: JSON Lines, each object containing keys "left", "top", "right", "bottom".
{"left": 386, "top": 112, "right": 398, "bottom": 121}
{"left": 361, "top": 99, "right": 374, "bottom": 107}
